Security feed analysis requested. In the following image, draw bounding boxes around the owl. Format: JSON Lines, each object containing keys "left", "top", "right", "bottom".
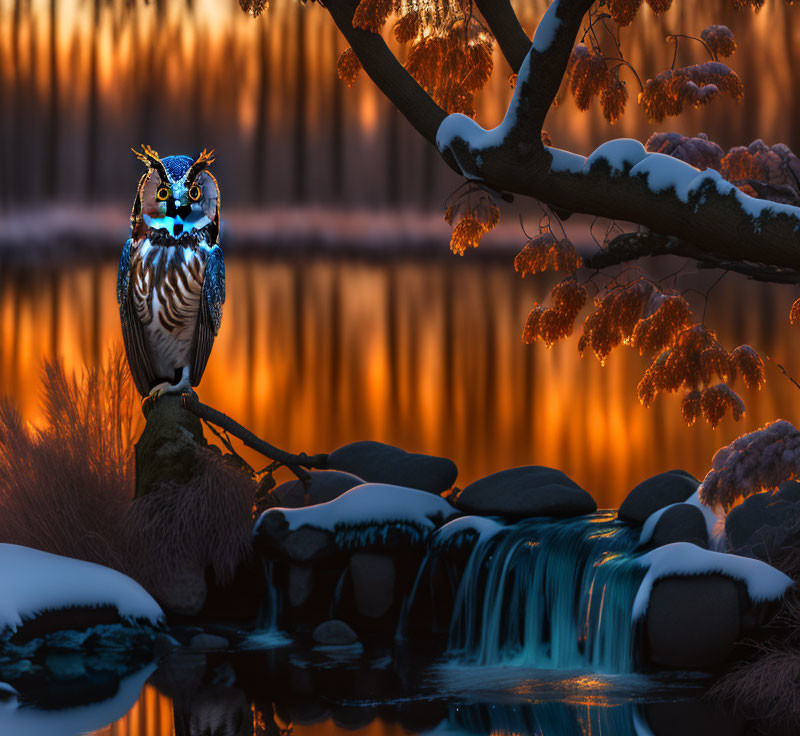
{"left": 117, "top": 145, "right": 225, "bottom": 403}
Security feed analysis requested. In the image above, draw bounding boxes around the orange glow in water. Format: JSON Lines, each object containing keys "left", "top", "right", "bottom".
{"left": 1, "top": 256, "right": 799, "bottom": 509}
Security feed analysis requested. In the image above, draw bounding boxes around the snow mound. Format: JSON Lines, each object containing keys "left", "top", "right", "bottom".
{"left": 632, "top": 542, "right": 792, "bottom": 620}
{"left": 0, "top": 544, "right": 163, "bottom": 634}
{"left": 585, "top": 139, "right": 648, "bottom": 174}
{"left": 259, "top": 483, "right": 456, "bottom": 536}
{"left": 0, "top": 664, "right": 154, "bottom": 736}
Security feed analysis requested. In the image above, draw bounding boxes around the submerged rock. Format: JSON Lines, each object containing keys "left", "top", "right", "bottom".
{"left": 650, "top": 503, "right": 708, "bottom": 549}
{"left": 272, "top": 470, "right": 365, "bottom": 509}
{"left": 326, "top": 441, "right": 458, "bottom": 494}
{"left": 188, "top": 633, "right": 228, "bottom": 651}
{"left": 618, "top": 470, "right": 699, "bottom": 523}
{"left": 456, "top": 466, "right": 596, "bottom": 520}
{"left": 312, "top": 619, "right": 359, "bottom": 646}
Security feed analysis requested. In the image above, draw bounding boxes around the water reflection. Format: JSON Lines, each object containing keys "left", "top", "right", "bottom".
{"left": 1, "top": 254, "right": 798, "bottom": 508}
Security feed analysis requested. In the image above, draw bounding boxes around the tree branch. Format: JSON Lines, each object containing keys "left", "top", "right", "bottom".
{"left": 585, "top": 232, "right": 800, "bottom": 284}
{"left": 182, "top": 395, "right": 329, "bottom": 484}
{"left": 474, "top": 0, "right": 531, "bottom": 73}
{"left": 323, "top": 0, "right": 449, "bottom": 150}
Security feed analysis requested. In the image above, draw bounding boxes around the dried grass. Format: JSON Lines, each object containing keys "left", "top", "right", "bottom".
{"left": 0, "top": 349, "right": 138, "bottom": 571}
{"left": 0, "top": 347, "right": 256, "bottom": 607}
{"left": 124, "top": 448, "right": 256, "bottom": 599}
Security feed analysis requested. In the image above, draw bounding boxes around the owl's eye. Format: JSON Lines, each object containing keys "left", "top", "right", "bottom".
{"left": 156, "top": 186, "right": 170, "bottom": 201}
{"left": 189, "top": 184, "right": 202, "bottom": 202}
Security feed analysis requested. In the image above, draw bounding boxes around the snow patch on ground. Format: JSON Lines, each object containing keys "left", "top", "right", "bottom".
{"left": 585, "top": 139, "right": 648, "bottom": 174}
{"left": 0, "top": 664, "right": 154, "bottom": 736}
{"left": 532, "top": 1, "right": 562, "bottom": 52}
{"left": 259, "top": 483, "right": 455, "bottom": 535}
{"left": 0, "top": 544, "right": 163, "bottom": 634}
{"left": 632, "top": 542, "right": 792, "bottom": 620}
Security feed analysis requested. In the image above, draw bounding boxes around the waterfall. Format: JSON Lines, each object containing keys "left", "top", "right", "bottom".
{"left": 448, "top": 513, "right": 645, "bottom": 673}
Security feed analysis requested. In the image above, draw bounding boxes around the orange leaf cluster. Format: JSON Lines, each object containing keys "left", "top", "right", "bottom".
{"left": 731, "top": 0, "right": 766, "bottom": 9}
{"left": 578, "top": 281, "right": 655, "bottom": 364}
{"left": 514, "top": 234, "right": 583, "bottom": 277}
{"left": 394, "top": 10, "right": 420, "bottom": 43}
{"left": 568, "top": 45, "right": 629, "bottom": 123}
{"left": 720, "top": 146, "right": 767, "bottom": 182}
{"left": 729, "top": 345, "right": 766, "bottom": 390}
{"left": 631, "top": 295, "right": 693, "bottom": 354}
{"left": 600, "top": 79, "right": 628, "bottom": 125}
{"left": 353, "top": 0, "right": 393, "bottom": 33}
{"left": 645, "top": 0, "right": 673, "bottom": 13}
{"left": 681, "top": 385, "right": 745, "bottom": 428}
{"left": 638, "top": 325, "right": 729, "bottom": 406}
{"left": 239, "top": 0, "right": 268, "bottom": 17}
{"left": 523, "top": 280, "right": 588, "bottom": 347}
{"left": 407, "top": 29, "right": 494, "bottom": 116}
{"left": 701, "top": 25, "right": 737, "bottom": 58}
{"left": 638, "top": 62, "right": 744, "bottom": 122}
{"left": 569, "top": 45, "right": 611, "bottom": 111}
{"left": 446, "top": 191, "right": 500, "bottom": 256}
{"left": 336, "top": 48, "right": 362, "bottom": 87}
{"left": 791, "top": 297, "right": 800, "bottom": 326}
{"left": 607, "top": 0, "right": 642, "bottom": 26}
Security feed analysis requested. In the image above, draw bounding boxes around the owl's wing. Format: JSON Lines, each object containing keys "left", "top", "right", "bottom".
{"left": 191, "top": 244, "right": 225, "bottom": 386}
{"left": 118, "top": 238, "right": 156, "bottom": 396}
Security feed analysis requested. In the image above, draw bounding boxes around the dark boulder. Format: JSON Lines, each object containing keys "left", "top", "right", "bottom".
{"left": 618, "top": 470, "right": 699, "bottom": 523}
{"left": 326, "top": 441, "right": 457, "bottom": 494}
{"left": 283, "top": 527, "right": 337, "bottom": 563}
{"left": 312, "top": 619, "right": 359, "bottom": 646}
{"left": 650, "top": 503, "right": 708, "bottom": 548}
{"left": 644, "top": 700, "right": 746, "bottom": 736}
{"left": 456, "top": 466, "right": 596, "bottom": 520}
{"left": 725, "top": 491, "right": 797, "bottom": 557}
{"left": 288, "top": 564, "right": 314, "bottom": 608}
{"left": 645, "top": 574, "right": 742, "bottom": 669}
{"left": 272, "top": 470, "right": 365, "bottom": 509}
{"left": 348, "top": 552, "right": 396, "bottom": 619}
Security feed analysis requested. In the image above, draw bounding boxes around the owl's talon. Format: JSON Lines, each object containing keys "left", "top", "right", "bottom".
{"left": 141, "top": 395, "right": 156, "bottom": 418}
{"left": 180, "top": 389, "right": 197, "bottom": 409}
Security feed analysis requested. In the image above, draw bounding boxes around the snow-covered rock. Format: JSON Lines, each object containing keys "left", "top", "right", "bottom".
{"left": 0, "top": 544, "right": 163, "bottom": 638}
{"left": 254, "top": 483, "right": 458, "bottom": 554}
{"left": 455, "top": 466, "right": 596, "bottom": 520}
{"left": 633, "top": 542, "right": 792, "bottom": 620}
{"left": 645, "top": 503, "right": 708, "bottom": 549}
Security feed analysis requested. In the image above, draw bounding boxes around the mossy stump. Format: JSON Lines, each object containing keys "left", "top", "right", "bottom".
{"left": 135, "top": 395, "right": 207, "bottom": 498}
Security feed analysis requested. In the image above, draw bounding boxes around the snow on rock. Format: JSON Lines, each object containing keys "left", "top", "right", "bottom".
{"left": 532, "top": 0, "right": 562, "bottom": 52}
{"left": 256, "top": 483, "right": 457, "bottom": 549}
{"left": 0, "top": 664, "right": 155, "bottom": 736}
{"left": 632, "top": 542, "right": 792, "bottom": 620}
{"left": 0, "top": 544, "right": 163, "bottom": 635}
{"left": 585, "top": 139, "right": 648, "bottom": 174}
{"left": 638, "top": 489, "right": 723, "bottom": 548}
{"left": 430, "top": 515, "right": 505, "bottom": 550}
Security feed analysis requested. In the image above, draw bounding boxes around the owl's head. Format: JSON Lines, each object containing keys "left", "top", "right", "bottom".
{"left": 130, "top": 144, "right": 220, "bottom": 242}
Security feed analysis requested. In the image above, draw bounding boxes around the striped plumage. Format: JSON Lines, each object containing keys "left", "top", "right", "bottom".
{"left": 118, "top": 146, "right": 225, "bottom": 398}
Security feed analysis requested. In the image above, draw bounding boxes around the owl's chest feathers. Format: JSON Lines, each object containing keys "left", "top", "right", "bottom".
{"left": 131, "top": 240, "right": 207, "bottom": 348}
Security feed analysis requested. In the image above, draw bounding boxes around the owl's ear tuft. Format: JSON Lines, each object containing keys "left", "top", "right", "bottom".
{"left": 131, "top": 144, "right": 168, "bottom": 182}
{"left": 187, "top": 148, "right": 216, "bottom": 182}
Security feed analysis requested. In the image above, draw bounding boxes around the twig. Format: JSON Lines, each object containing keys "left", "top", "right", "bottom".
{"left": 182, "top": 395, "right": 329, "bottom": 485}
{"left": 767, "top": 355, "right": 800, "bottom": 392}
